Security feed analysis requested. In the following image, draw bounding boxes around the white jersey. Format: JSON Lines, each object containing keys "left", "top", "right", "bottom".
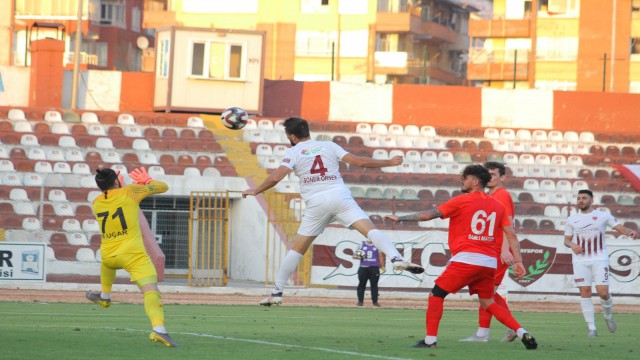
{"left": 280, "top": 140, "right": 349, "bottom": 201}
{"left": 564, "top": 210, "right": 620, "bottom": 262}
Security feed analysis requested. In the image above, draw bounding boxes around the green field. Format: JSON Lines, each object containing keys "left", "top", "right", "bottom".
{"left": 1, "top": 301, "right": 637, "bottom": 360}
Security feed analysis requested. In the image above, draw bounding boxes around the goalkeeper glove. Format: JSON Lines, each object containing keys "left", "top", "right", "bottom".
{"left": 129, "top": 167, "right": 153, "bottom": 185}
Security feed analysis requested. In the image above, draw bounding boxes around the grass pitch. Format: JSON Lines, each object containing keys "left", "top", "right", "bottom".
{"left": 1, "top": 301, "right": 638, "bottom": 360}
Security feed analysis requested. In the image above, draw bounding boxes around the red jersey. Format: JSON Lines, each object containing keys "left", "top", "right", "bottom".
{"left": 437, "top": 192, "right": 511, "bottom": 262}
{"left": 490, "top": 187, "right": 514, "bottom": 219}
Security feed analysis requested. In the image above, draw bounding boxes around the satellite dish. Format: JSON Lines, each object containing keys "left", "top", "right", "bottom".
{"left": 136, "top": 36, "right": 149, "bottom": 50}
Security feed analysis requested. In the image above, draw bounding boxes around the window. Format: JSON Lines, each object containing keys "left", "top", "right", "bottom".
{"left": 296, "top": 30, "right": 338, "bottom": 56}
{"left": 158, "top": 39, "right": 170, "bottom": 78}
{"left": 536, "top": 37, "right": 577, "bottom": 60}
{"left": 131, "top": 7, "right": 141, "bottom": 32}
{"left": 190, "top": 40, "right": 247, "bottom": 81}
{"left": 100, "top": 2, "right": 126, "bottom": 28}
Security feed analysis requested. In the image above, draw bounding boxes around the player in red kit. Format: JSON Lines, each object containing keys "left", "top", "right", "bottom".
{"left": 385, "top": 164, "right": 537, "bottom": 350}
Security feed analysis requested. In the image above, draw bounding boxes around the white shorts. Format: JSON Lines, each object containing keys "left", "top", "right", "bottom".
{"left": 573, "top": 260, "right": 610, "bottom": 287}
{"left": 297, "top": 188, "right": 368, "bottom": 236}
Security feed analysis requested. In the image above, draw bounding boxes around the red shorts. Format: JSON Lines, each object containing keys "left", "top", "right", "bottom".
{"left": 494, "top": 261, "right": 509, "bottom": 286}
{"left": 435, "top": 262, "right": 495, "bottom": 299}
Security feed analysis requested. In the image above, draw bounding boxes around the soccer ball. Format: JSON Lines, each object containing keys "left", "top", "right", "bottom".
{"left": 221, "top": 107, "right": 249, "bottom": 130}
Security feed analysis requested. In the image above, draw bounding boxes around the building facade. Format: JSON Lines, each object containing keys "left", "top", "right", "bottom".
{"left": 468, "top": 0, "right": 640, "bottom": 93}
{"left": 143, "top": 0, "right": 478, "bottom": 85}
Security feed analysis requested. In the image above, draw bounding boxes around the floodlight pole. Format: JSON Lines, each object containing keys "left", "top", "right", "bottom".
{"left": 71, "top": 0, "right": 83, "bottom": 109}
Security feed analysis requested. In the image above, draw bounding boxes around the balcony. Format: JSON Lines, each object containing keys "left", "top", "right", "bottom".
{"left": 374, "top": 51, "right": 421, "bottom": 76}
{"left": 143, "top": 10, "right": 181, "bottom": 29}
{"left": 64, "top": 52, "right": 99, "bottom": 66}
{"left": 376, "top": 12, "right": 422, "bottom": 33}
{"left": 469, "top": 18, "right": 531, "bottom": 38}
{"left": 467, "top": 48, "right": 529, "bottom": 81}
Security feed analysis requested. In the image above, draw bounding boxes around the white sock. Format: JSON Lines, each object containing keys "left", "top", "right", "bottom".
{"left": 600, "top": 296, "right": 613, "bottom": 320}
{"left": 100, "top": 292, "right": 111, "bottom": 300}
{"left": 273, "top": 250, "right": 303, "bottom": 293}
{"left": 367, "top": 229, "right": 402, "bottom": 260}
{"left": 516, "top": 328, "right": 527, "bottom": 339}
{"left": 153, "top": 326, "right": 167, "bottom": 333}
{"left": 476, "top": 327, "right": 490, "bottom": 337}
{"left": 425, "top": 336, "right": 437, "bottom": 345}
{"left": 580, "top": 297, "right": 596, "bottom": 330}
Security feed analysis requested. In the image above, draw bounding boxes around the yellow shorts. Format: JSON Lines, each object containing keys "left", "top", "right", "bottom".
{"left": 102, "top": 252, "right": 157, "bottom": 284}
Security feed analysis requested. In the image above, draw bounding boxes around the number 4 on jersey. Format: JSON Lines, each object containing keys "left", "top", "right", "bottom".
{"left": 310, "top": 155, "right": 328, "bottom": 176}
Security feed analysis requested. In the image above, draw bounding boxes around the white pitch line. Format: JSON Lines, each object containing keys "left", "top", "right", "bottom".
{"left": 123, "top": 327, "right": 416, "bottom": 360}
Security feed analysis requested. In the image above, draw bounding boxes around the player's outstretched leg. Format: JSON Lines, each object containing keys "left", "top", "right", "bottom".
{"left": 150, "top": 331, "right": 179, "bottom": 347}
{"left": 85, "top": 291, "right": 111, "bottom": 308}
{"left": 259, "top": 292, "right": 283, "bottom": 307}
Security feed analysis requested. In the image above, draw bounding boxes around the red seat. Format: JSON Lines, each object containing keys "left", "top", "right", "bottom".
{"left": 159, "top": 154, "right": 176, "bottom": 165}
{"left": 521, "top": 219, "right": 538, "bottom": 231}
{"left": 85, "top": 151, "right": 102, "bottom": 163}
{"left": 446, "top": 139, "right": 461, "bottom": 149}
{"left": 348, "top": 136, "right": 364, "bottom": 146}
{"left": 71, "top": 124, "right": 88, "bottom": 135}
{"left": 172, "top": 117, "right": 188, "bottom": 127}
{"left": 75, "top": 205, "right": 94, "bottom": 217}
{"left": 180, "top": 129, "right": 196, "bottom": 139}
{"left": 148, "top": 139, "right": 169, "bottom": 151}
{"left": 113, "top": 137, "right": 133, "bottom": 149}
{"left": 198, "top": 130, "right": 214, "bottom": 140}
{"left": 50, "top": 232, "right": 69, "bottom": 245}
{"left": 1, "top": 133, "right": 19, "bottom": 144}
{"left": 518, "top": 192, "right": 534, "bottom": 203}
{"left": 33, "top": 122, "right": 51, "bottom": 134}
{"left": 195, "top": 155, "right": 212, "bottom": 167}
{"left": 605, "top": 145, "right": 620, "bottom": 157}
{"left": 594, "top": 169, "right": 610, "bottom": 179}
{"left": 621, "top": 146, "right": 636, "bottom": 157}
{"left": 434, "top": 189, "right": 450, "bottom": 202}
{"left": 107, "top": 126, "right": 124, "bottom": 137}
{"left": 418, "top": 189, "right": 434, "bottom": 201}
{"left": 600, "top": 195, "right": 616, "bottom": 205}
{"left": 462, "top": 140, "right": 478, "bottom": 151}
{"left": 152, "top": 117, "right": 173, "bottom": 126}
{"left": 539, "top": 219, "right": 555, "bottom": 231}
{"left": 42, "top": 217, "right": 62, "bottom": 230}
{"left": 590, "top": 145, "right": 605, "bottom": 156}
{"left": 168, "top": 139, "right": 187, "bottom": 151}
{"left": 162, "top": 128, "right": 178, "bottom": 138}
{"left": 144, "top": 127, "right": 160, "bottom": 138}
{"left": 332, "top": 135, "right": 347, "bottom": 146}
{"left": 121, "top": 153, "right": 140, "bottom": 164}
{"left": 10, "top": 148, "right": 27, "bottom": 159}
{"left": 100, "top": 114, "right": 118, "bottom": 124}
{"left": 75, "top": 135, "right": 96, "bottom": 147}
{"left": 177, "top": 155, "right": 194, "bottom": 166}
{"left": 39, "top": 134, "right": 61, "bottom": 146}
{"left": 609, "top": 133, "right": 627, "bottom": 143}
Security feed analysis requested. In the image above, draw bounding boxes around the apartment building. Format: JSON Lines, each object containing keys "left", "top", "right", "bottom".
{"left": 468, "top": 0, "right": 640, "bottom": 93}
{"left": 143, "top": 0, "right": 480, "bottom": 85}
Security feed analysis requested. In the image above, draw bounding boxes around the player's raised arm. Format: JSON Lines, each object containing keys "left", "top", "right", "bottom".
{"left": 341, "top": 153, "right": 402, "bottom": 168}
{"left": 384, "top": 208, "right": 442, "bottom": 223}
{"left": 243, "top": 165, "right": 291, "bottom": 198}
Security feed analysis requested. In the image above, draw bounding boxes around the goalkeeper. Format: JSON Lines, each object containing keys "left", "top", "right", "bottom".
{"left": 86, "top": 167, "right": 178, "bottom": 347}
{"left": 353, "top": 240, "right": 383, "bottom": 307}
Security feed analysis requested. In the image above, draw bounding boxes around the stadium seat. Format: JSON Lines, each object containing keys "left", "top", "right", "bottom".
{"left": 257, "top": 119, "right": 274, "bottom": 131}
{"left": 413, "top": 163, "right": 430, "bottom": 173}
{"left": 542, "top": 142, "right": 557, "bottom": 153}
{"left": 519, "top": 154, "right": 534, "bottom": 165}
{"left": 397, "top": 163, "right": 414, "bottom": 173}
{"left": 51, "top": 123, "right": 70, "bottom": 134}
{"left": 53, "top": 203, "right": 75, "bottom": 216}
{"left": 123, "top": 126, "right": 143, "bottom": 138}
{"left": 420, "top": 126, "right": 437, "bottom": 137}
{"left": 27, "top": 148, "right": 47, "bottom": 160}
{"left": 539, "top": 179, "right": 555, "bottom": 191}
{"left": 510, "top": 142, "right": 526, "bottom": 152}
{"left": 34, "top": 161, "right": 53, "bottom": 173}
{"left": 429, "top": 138, "right": 446, "bottom": 150}
{"left": 58, "top": 135, "right": 77, "bottom": 147}
{"left": 567, "top": 155, "right": 583, "bottom": 167}
{"left": 388, "top": 124, "right": 403, "bottom": 136}
{"left": 101, "top": 151, "right": 121, "bottom": 163}
{"left": 551, "top": 193, "right": 568, "bottom": 204}
{"left": 563, "top": 131, "right": 579, "bottom": 142}
{"left": 548, "top": 130, "right": 563, "bottom": 141}
{"left": 515, "top": 129, "right": 532, "bottom": 141}
{"left": 521, "top": 219, "right": 538, "bottom": 231}
{"left": 60, "top": 219, "right": 81, "bottom": 232}
{"left": 534, "top": 154, "right": 551, "bottom": 165}
{"left": 413, "top": 138, "right": 430, "bottom": 149}
{"left": 404, "top": 125, "right": 419, "bottom": 136}
{"left": 503, "top": 153, "right": 518, "bottom": 165}
{"left": 371, "top": 124, "right": 388, "bottom": 135}
{"left": 618, "top": 195, "right": 635, "bottom": 206}
{"left": 523, "top": 179, "right": 540, "bottom": 190}
{"left": 8, "top": 109, "right": 27, "bottom": 121}
{"left": 44, "top": 110, "right": 63, "bottom": 122}
{"left": 95, "top": 137, "right": 114, "bottom": 149}
{"left": 555, "top": 180, "right": 572, "bottom": 192}
{"left": 82, "top": 219, "right": 100, "bottom": 232}
{"left": 493, "top": 141, "right": 509, "bottom": 152}
{"left": 499, "top": 129, "right": 516, "bottom": 140}
{"left": 396, "top": 136, "right": 413, "bottom": 148}
{"left": 53, "top": 162, "right": 72, "bottom": 173}
{"left": 525, "top": 142, "right": 542, "bottom": 153}
{"left": 361, "top": 135, "right": 380, "bottom": 147}
{"left": 579, "top": 132, "right": 595, "bottom": 143}
{"left": 572, "top": 180, "right": 589, "bottom": 191}
{"left": 400, "top": 188, "right": 419, "bottom": 200}
{"left": 544, "top": 205, "right": 562, "bottom": 217}
{"left": 437, "top": 151, "right": 454, "bottom": 163}
{"left": 483, "top": 128, "right": 499, "bottom": 139}
{"left": 550, "top": 155, "right": 567, "bottom": 166}
{"left": 14, "top": 122, "right": 33, "bottom": 133}
{"left": 539, "top": 219, "right": 556, "bottom": 231}
{"left": 365, "top": 187, "right": 385, "bottom": 200}
{"left": 574, "top": 144, "right": 590, "bottom": 155}
{"left": 80, "top": 112, "right": 99, "bottom": 124}
{"left": 116, "top": 113, "right": 135, "bottom": 126}
{"left": 380, "top": 136, "right": 397, "bottom": 148}
{"left": 22, "top": 217, "right": 41, "bottom": 230}
{"left": 446, "top": 139, "right": 461, "bottom": 150}
{"left": 531, "top": 130, "right": 547, "bottom": 141}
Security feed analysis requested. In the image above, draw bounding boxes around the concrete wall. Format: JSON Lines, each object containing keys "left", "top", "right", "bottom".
{"left": 0, "top": 65, "right": 30, "bottom": 106}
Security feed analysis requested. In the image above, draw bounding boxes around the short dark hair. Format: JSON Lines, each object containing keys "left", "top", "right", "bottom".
{"left": 462, "top": 164, "right": 491, "bottom": 188}
{"left": 95, "top": 168, "right": 118, "bottom": 191}
{"left": 484, "top": 161, "right": 506, "bottom": 176}
{"left": 578, "top": 189, "right": 593, "bottom": 198}
{"left": 283, "top": 117, "right": 310, "bottom": 139}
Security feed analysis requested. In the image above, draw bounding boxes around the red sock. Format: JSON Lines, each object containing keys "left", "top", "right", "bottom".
{"left": 426, "top": 295, "right": 444, "bottom": 336}
{"left": 493, "top": 292, "right": 509, "bottom": 310}
{"left": 478, "top": 305, "right": 492, "bottom": 328}
{"left": 486, "top": 303, "right": 520, "bottom": 331}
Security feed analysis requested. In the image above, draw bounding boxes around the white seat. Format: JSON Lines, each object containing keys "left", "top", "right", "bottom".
{"left": 51, "top": 123, "right": 70, "bottom": 134}
{"left": 273, "top": 145, "right": 287, "bottom": 156}
{"left": 45, "top": 174, "right": 65, "bottom": 187}
{"left": 483, "top": 128, "right": 499, "bottom": 139}
{"left": 561, "top": 206, "right": 578, "bottom": 217}
{"left": 53, "top": 203, "right": 75, "bottom": 216}
{"left": 0, "top": 147, "right": 7, "bottom": 159}
{"left": 8, "top": 109, "right": 27, "bottom": 121}
{"left": 523, "top": 179, "right": 540, "bottom": 190}
{"left": 413, "top": 138, "right": 430, "bottom": 149}
{"left": 23, "top": 173, "right": 43, "bottom": 186}
{"left": 14, "top": 121, "right": 33, "bottom": 133}
{"left": 2, "top": 173, "right": 22, "bottom": 186}
{"left": 147, "top": 165, "right": 165, "bottom": 177}
{"left": 510, "top": 142, "right": 526, "bottom": 152}
{"left": 531, "top": 130, "right": 548, "bottom": 141}
{"left": 519, "top": 154, "right": 535, "bottom": 165}
{"left": 22, "top": 218, "right": 41, "bottom": 230}
{"left": 183, "top": 167, "right": 201, "bottom": 177}
{"left": 65, "top": 149, "right": 84, "bottom": 162}
{"left": 563, "top": 131, "right": 579, "bottom": 142}
{"left": 579, "top": 132, "right": 595, "bottom": 143}
{"left": 388, "top": 124, "right": 404, "bottom": 136}
{"left": 96, "top": 137, "right": 114, "bottom": 149}
{"left": 397, "top": 163, "right": 414, "bottom": 173}
{"left": 422, "top": 151, "right": 438, "bottom": 162}
{"left": 572, "top": 180, "right": 589, "bottom": 191}
{"left": 539, "top": 179, "right": 556, "bottom": 191}
{"left": 82, "top": 219, "right": 100, "bottom": 232}
{"left": 20, "top": 134, "right": 40, "bottom": 146}
{"left": 534, "top": 154, "right": 551, "bottom": 165}
{"left": 404, "top": 125, "right": 419, "bottom": 136}
{"left": 431, "top": 163, "right": 447, "bottom": 174}
{"left": 363, "top": 135, "right": 381, "bottom": 147}
{"left": 53, "top": 162, "right": 72, "bottom": 173}
{"left": 388, "top": 149, "right": 404, "bottom": 159}
{"left": 446, "top": 163, "right": 464, "bottom": 175}
{"left": 544, "top": 205, "right": 562, "bottom": 217}
{"left": 533, "top": 191, "right": 552, "bottom": 204}
{"left": 428, "top": 138, "right": 446, "bottom": 150}
{"left": 511, "top": 165, "right": 528, "bottom": 177}
{"left": 34, "top": 161, "right": 53, "bottom": 173}
{"left": 101, "top": 151, "right": 121, "bottom": 163}
{"left": 380, "top": 136, "right": 397, "bottom": 147}
{"left": 574, "top": 144, "right": 590, "bottom": 155}
{"left": 242, "top": 129, "right": 264, "bottom": 143}
{"left": 0, "top": 159, "right": 15, "bottom": 171}
{"left": 556, "top": 180, "right": 572, "bottom": 192}
{"left": 68, "top": 232, "right": 89, "bottom": 246}
{"left": 139, "top": 152, "right": 158, "bottom": 165}
{"left": 111, "top": 164, "right": 128, "bottom": 175}
{"left": 405, "top": 150, "right": 421, "bottom": 162}
{"left": 551, "top": 193, "right": 568, "bottom": 204}
{"left": 262, "top": 156, "right": 280, "bottom": 169}
{"left": 187, "top": 116, "right": 204, "bottom": 128}
{"left": 515, "top": 129, "right": 532, "bottom": 141}
{"left": 81, "top": 112, "right": 100, "bottom": 124}
{"left": 437, "top": 151, "right": 454, "bottom": 163}
{"left": 542, "top": 142, "right": 557, "bottom": 153}
{"left": 528, "top": 167, "right": 544, "bottom": 179}
{"left": 13, "top": 202, "right": 36, "bottom": 215}
{"left": 72, "top": 163, "right": 91, "bottom": 175}
{"left": 27, "top": 148, "right": 47, "bottom": 160}
{"left": 46, "top": 149, "right": 65, "bottom": 161}
{"left": 420, "top": 126, "right": 437, "bottom": 137}
{"left": 87, "top": 124, "right": 107, "bottom": 136}
{"left": 62, "top": 219, "right": 82, "bottom": 232}
{"left": 48, "top": 189, "right": 68, "bottom": 201}
{"left": 117, "top": 113, "right": 135, "bottom": 125}
{"left": 499, "top": 129, "right": 516, "bottom": 140}
{"left": 257, "top": 119, "right": 274, "bottom": 131}
{"left": 9, "top": 189, "right": 29, "bottom": 201}
{"left": 123, "top": 126, "right": 143, "bottom": 137}
{"left": 371, "top": 124, "right": 388, "bottom": 135}
{"left": 264, "top": 131, "right": 282, "bottom": 143}
{"left": 76, "top": 248, "right": 96, "bottom": 262}
{"left": 493, "top": 141, "right": 510, "bottom": 152}
{"left": 396, "top": 136, "right": 413, "bottom": 148}
{"left": 243, "top": 119, "right": 257, "bottom": 130}
{"left": 561, "top": 167, "right": 578, "bottom": 179}
{"left": 567, "top": 155, "right": 583, "bottom": 167}
{"left": 551, "top": 155, "right": 567, "bottom": 166}
{"left": 87, "top": 190, "right": 102, "bottom": 202}
{"left": 203, "top": 167, "right": 221, "bottom": 177}
{"left": 526, "top": 142, "right": 542, "bottom": 153}
{"left": 275, "top": 181, "right": 298, "bottom": 193}
{"left": 58, "top": 135, "right": 77, "bottom": 147}
{"left": 548, "top": 130, "right": 563, "bottom": 141}
{"left": 132, "top": 139, "right": 150, "bottom": 151}
{"left": 414, "top": 163, "right": 430, "bottom": 173}
{"left": 256, "top": 144, "right": 273, "bottom": 156}
{"left": 44, "top": 110, "right": 63, "bottom": 122}
{"left": 503, "top": 153, "right": 518, "bottom": 165}
{"left": 355, "top": 123, "right": 372, "bottom": 134}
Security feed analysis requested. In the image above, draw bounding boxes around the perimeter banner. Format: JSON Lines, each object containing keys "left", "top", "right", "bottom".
{"left": 0, "top": 243, "right": 47, "bottom": 282}
{"left": 310, "top": 228, "right": 640, "bottom": 296}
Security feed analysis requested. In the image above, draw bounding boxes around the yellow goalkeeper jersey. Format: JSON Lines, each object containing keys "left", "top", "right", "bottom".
{"left": 92, "top": 181, "right": 168, "bottom": 258}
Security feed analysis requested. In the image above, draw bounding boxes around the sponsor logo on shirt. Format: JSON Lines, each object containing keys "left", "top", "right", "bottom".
{"left": 300, "top": 146, "right": 324, "bottom": 156}
{"left": 283, "top": 158, "right": 291, "bottom": 163}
